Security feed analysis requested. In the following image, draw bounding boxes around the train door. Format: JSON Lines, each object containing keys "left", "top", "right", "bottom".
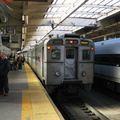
{"left": 65, "top": 48, "right": 77, "bottom": 79}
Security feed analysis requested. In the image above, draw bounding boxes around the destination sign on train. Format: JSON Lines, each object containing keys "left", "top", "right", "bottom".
{"left": 80, "top": 41, "right": 89, "bottom": 45}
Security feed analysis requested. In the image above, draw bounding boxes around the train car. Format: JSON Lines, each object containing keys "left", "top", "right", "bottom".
{"left": 25, "top": 34, "right": 94, "bottom": 94}
{"left": 95, "top": 38, "right": 120, "bottom": 92}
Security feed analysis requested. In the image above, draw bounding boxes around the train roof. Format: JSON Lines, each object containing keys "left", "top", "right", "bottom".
{"left": 95, "top": 38, "right": 120, "bottom": 54}
{"left": 95, "top": 38, "right": 120, "bottom": 46}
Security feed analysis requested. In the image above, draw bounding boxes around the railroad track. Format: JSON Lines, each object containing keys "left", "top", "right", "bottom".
{"left": 52, "top": 95, "right": 109, "bottom": 120}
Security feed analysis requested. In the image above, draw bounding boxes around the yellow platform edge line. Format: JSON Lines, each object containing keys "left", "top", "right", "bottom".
{"left": 21, "top": 91, "right": 34, "bottom": 120}
{"left": 21, "top": 63, "right": 64, "bottom": 120}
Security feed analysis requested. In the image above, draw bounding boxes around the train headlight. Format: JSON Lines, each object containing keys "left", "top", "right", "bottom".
{"left": 81, "top": 71, "right": 86, "bottom": 77}
{"left": 47, "top": 46, "right": 51, "bottom": 50}
{"left": 55, "top": 72, "right": 61, "bottom": 77}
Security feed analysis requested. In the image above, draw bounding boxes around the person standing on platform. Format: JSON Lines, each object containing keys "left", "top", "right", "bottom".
{"left": 9, "top": 53, "right": 15, "bottom": 70}
{"left": 13, "top": 54, "right": 18, "bottom": 70}
{"left": 0, "top": 53, "right": 10, "bottom": 96}
{"left": 21, "top": 55, "right": 25, "bottom": 65}
{"left": 17, "top": 54, "right": 23, "bottom": 70}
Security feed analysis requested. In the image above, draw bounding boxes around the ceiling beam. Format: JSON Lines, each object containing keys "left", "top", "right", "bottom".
{"left": 83, "top": 4, "right": 120, "bottom": 9}
{"left": 28, "top": 17, "right": 96, "bottom": 27}
{"left": 28, "top": 4, "right": 73, "bottom": 9}
{"left": 28, "top": 11, "right": 107, "bottom": 16}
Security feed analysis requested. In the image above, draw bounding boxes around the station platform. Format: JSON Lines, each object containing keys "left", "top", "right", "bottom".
{"left": 0, "top": 63, "right": 64, "bottom": 120}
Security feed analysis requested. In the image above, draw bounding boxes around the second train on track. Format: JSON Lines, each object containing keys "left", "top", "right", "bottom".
{"left": 95, "top": 38, "right": 120, "bottom": 93}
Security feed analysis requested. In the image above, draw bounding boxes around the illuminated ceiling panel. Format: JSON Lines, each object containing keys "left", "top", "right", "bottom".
{"left": 44, "top": 0, "right": 120, "bottom": 21}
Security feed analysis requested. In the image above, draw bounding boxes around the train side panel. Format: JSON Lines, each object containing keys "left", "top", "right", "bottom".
{"left": 47, "top": 47, "right": 64, "bottom": 85}
{"left": 78, "top": 43, "right": 94, "bottom": 84}
{"left": 95, "top": 65, "right": 120, "bottom": 83}
{"left": 28, "top": 50, "right": 32, "bottom": 66}
{"left": 44, "top": 40, "right": 64, "bottom": 85}
{"left": 35, "top": 46, "right": 42, "bottom": 80}
{"left": 95, "top": 39, "right": 120, "bottom": 82}
{"left": 31, "top": 50, "right": 34, "bottom": 69}
{"left": 95, "top": 38, "right": 120, "bottom": 92}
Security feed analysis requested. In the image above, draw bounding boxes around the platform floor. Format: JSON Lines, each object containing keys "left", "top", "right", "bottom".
{"left": 0, "top": 63, "right": 64, "bottom": 120}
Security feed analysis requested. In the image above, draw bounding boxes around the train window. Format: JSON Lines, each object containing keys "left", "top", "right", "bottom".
{"left": 95, "top": 56, "right": 100, "bottom": 63}
{"left": 51, "top": 49, "right": 61, "bottom": 59}
{"left": 112, "top": 56, "right": 120, "bottom": 64}
{"left": 66, "top": 49, "right": 74, "bottom": 59}
{"left": 101, "top": 56, "right": 110, "bottom": 64}
{"left": 95, "top": 55, "right": 111, "bottom": 65}
{"left": 80, "top": 41, "right": 89, "bottom": 45}
{"left": 95, "top": 54, "right": 120, "bottom": 66}
{"left": 53, "top": 39, "right": 63, "bottom": 44}
{"left": 82, "top": 50, "right": 90, "bottom": 60}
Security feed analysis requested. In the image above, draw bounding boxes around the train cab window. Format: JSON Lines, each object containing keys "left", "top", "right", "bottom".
{"left": 51, "top": 49, "right": 61, "bottom": 59}
{"left": 82, "top": 50, "right": 90, "bottom": 60}
{"left": 66, "top": 49, "right": 74, "bottom": 59}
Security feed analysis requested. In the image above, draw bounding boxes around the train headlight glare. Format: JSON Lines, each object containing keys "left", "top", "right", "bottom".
{"left": 55, "top": 72, "right": 61, "bottom": 77}
{"left": 81, "top": 71, "right": 86, "bottom": 77}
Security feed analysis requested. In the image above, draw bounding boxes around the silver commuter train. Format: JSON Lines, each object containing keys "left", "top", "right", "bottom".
{"left": 25, "top": 34, "right": 94, "bottom": 94}
{"left": 95, "top": 38, "right": 120, "bottom": 92}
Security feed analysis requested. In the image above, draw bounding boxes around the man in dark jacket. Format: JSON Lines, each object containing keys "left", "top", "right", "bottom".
{"left": 0, "top": 53, "right": 10, "bottom": 96}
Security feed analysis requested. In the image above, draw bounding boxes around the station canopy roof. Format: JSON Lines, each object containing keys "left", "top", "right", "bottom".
{"left": 0, "top": 0, "right": 120, "bottom": 51}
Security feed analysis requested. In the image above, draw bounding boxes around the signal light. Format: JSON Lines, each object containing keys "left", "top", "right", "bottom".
{"left": 69, "top": 40, "right": 74, "bottom": 44}
{"left": 47, "top": 46, "right": 51, "bottom": 50}
{"left": 90, "top": 47, "right": 94, "bottom": 51}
